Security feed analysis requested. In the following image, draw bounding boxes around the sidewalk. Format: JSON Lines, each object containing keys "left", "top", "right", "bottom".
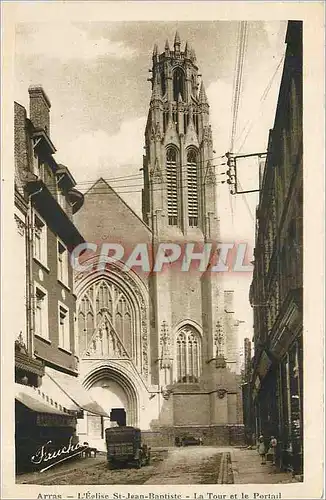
{"left": 230, "top": 447, "right": 299, "bottom": 484}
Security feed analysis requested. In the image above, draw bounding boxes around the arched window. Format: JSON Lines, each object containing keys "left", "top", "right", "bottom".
{"left": 78, "top": 279, "right": 136, "bottom": 360}
{"left": 166, "top": 148, "right": 178, "bottom": 226}
{"left": 173, "top": 68, "right": 185, "bottom": 102}
{"left": 176, "top": 326, "right": 201, "bottom": 383}
{"left": 187, "top": 149, "right": 199, "bottom": 227}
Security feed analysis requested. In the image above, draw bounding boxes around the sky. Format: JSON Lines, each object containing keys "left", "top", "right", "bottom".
{"left": 14, "top": 20, "right": 288, "bottom": 360}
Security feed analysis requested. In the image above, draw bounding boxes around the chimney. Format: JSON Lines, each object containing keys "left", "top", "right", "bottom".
{"left": 28, "top": 85, "right": 51, "bottom": 136}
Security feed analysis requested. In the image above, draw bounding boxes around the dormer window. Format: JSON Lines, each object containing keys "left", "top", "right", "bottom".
{"left": 32, "top": 149, "right": 44, "bottom": 181}
{"left": 57, "top": 187, "right": 66, "bottom": 210}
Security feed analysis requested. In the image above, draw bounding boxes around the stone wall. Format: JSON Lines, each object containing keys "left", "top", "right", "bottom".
{"left": 142, "top": 425, "right": 245, "bottom": 447}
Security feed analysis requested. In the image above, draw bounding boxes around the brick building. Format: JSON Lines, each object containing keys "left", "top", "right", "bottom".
{"left": 73, "top": 32, "right": 243, "bottom": 449}
{"left": 249, "top": 21, "right": 303, "bottom": 475}
{"left": 14, "top": 86, "right": 107, "bottom": 472}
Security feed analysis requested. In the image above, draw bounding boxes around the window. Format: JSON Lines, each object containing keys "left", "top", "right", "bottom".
{"left": 57, "top": 240, "right": 69, "bottom": 286}
{"left": 166, "top": 148, "right": 178, "bottom": 226}
{"left": 173, "top": 68, "right": 185, "bottom": 102}
{"left": 78, "top": 279, "right": 135, "bottom": 361}
{"left": 176, "top": 326, "right": 201, "bottom": 383}
{"left": 32, "top": 149, "right": 44, "bottom": 180}
{"left": 187, "top": 149, "right": 199, "bottom": 227}
{"left": 35, "top": 285, "right": 49, "bottom": 340}
{"left": 33, "top": 213, "right": 47, "bottom": 266}
{"left": 58, "top": 303, "right": 70, "bottom": 351}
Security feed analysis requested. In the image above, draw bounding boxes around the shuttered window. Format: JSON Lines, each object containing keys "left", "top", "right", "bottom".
{"left": 166, "top": 148, "right": 178, "bottom": 226}
{"left": 187, "top": 149, "right": 198, "bottom": 227}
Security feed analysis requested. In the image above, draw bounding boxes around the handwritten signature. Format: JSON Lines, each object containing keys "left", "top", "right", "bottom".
{"left": 31, "top": 436, "right": 83, "bottom": 465}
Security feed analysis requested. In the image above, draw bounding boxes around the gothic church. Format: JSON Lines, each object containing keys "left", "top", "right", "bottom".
{"left": 74, "top": 32, "right": 243, "bottom": 448}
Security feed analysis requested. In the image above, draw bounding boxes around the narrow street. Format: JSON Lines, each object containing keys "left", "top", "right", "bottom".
{"left": 16, "top": 447, "right": 232, "bottom": 485}
{"left": 16, "top": 446, "right": 299, "bottom": 486}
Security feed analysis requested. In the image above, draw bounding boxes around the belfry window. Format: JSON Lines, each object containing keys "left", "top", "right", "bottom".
{"left": 176, "top": 326, "right": 201, "bottom": 383}
{"left": 187, "top": 149, "right": 199, "bottom": 227}
{"left": 173, "top": 68, "right": 185, "bottom": 102}
{"left": 166, "top": 148, "right": 178, "bottom": 226}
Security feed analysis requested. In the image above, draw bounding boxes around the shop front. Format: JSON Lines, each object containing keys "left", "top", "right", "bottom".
{"left": 277, "top": 335, "right": 303, "bottom": 475}
{"left": 15, "top": 369, "right": 108, "bottom": 473}
{"left": 15, "top": 383, "right": 78, "bottom": 472}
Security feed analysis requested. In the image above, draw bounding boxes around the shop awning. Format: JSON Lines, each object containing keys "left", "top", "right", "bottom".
{"left": 16, "top": 383, "right": 65, "bottom": 414}
{"left": 15, "top": 383, "right": 77, "bottom": 428}
{"left": 45, "top": 367, "right": 109, "bottom": 417}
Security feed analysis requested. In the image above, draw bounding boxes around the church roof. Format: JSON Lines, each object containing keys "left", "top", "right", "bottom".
{"left": 82, "top": 177, "right": 152, "bottom": 234}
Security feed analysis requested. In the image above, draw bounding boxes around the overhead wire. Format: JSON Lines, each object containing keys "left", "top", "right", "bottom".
{"left": 230, "top": 21, "right": 248, "bottom": 153}
{"left": 63, "top": 153, "right": 227, "bottom": 189}
{"left": 232, "top": 53, "right": 286, "bottom": 222}
{"left": 43, "top": 160, "right": 228, "bottom": 197}
{"left": 228, "top": 21, "right": 249, "bottom": 225}
{"left": 235, "top": 53, "right": 285, "bottom": 155}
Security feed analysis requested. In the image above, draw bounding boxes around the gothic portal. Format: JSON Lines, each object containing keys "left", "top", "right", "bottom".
{"left": 74, "top": 32, "right": 243, "bottom": 448}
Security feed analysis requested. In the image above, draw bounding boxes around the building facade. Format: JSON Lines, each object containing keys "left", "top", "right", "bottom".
{"left": 14, "top": 87, "right": 106, "bottom": 472}
{"left": 241, "top": 337, "right": 254, "bottom": 446}
{"left": 73, "top": 32, "right": 244, "bottom": 449}
{"left": 249, "top": 21, "right": 303, "bottom": 475}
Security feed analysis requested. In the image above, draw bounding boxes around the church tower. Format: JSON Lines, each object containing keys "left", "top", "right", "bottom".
{"left": 142, "top": 33, "right": 242, "bottom": 439}
{"left": 142, "top": 31, "right": 218, "bottom": 241}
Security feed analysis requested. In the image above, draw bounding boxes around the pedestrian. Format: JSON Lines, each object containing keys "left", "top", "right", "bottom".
{"left": 269, "top": 436, "right": 278, "bottom": 465}
{"left": 258, "top": 435, "right": 266, "bottom": 465}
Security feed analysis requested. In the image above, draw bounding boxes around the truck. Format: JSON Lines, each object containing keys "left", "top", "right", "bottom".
{"left": 105, "top": 426, "right": 151, "bottom": 469}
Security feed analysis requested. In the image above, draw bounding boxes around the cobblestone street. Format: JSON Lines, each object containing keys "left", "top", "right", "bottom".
{"left": 16, "top": 447, "right": 298, "bottom": 486}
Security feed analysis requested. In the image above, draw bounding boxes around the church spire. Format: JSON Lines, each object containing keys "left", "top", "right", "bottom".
{"left": 174, "top": 30, "right": 181, "bottom": 51}
{"left": 190, "top": 46, "right": 197, "bottom": 62}
{"left": 153, "top": 43, "right": 158, "bottom": 56}
{"left": 165, "top": 39, "right": 170, "bottom": 56}
{"left": 199, "top": 81, "right": 208, "bottom": 104}
{"left": 185, "top": 41, "right": 190, "bottom": 58}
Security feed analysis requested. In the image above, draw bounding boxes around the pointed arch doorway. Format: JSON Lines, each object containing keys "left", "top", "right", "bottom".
{"left": 80, "top": 365, "right": 139, "bottom": 449}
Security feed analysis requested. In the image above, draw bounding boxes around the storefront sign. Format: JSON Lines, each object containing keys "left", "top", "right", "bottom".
{"left": 36, "top": 412, "right": 76, "bottom": 427}
{"left": 31, "top": 436, "right": 86, "bottom": 472}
